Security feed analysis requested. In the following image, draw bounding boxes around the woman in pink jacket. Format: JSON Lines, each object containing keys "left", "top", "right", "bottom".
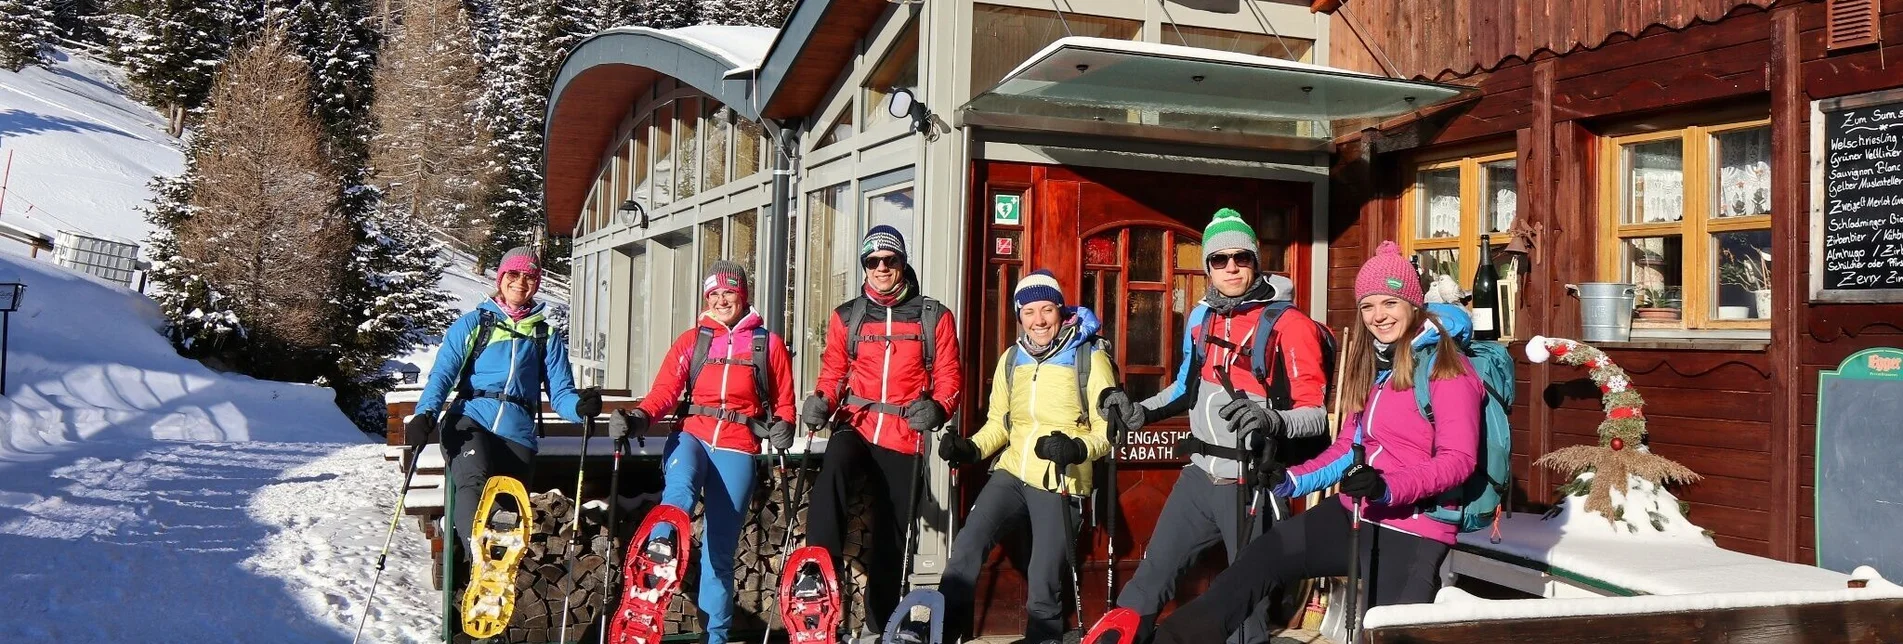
{"left": 1153, "top": 241, "right": 1484, "bottom": 644}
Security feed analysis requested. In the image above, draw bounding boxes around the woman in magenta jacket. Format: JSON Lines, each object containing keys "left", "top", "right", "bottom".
{"left": 1152, "top": 241, "right": 1485, "bottom": 644}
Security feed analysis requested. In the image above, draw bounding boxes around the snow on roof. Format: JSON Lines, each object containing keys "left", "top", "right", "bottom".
{"left": 1364, "top": 566, "right": 1903, "bottom": 629}
{"left": 594, "top": 25, "right": 778, "bottom": 74}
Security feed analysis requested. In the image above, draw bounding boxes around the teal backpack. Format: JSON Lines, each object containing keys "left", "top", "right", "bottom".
{"left": 1410, "top": 337, "right": 1515, "bottom": 535}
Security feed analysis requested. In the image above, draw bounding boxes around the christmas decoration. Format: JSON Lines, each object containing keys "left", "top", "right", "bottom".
{"left": 1525, "top": 335, "right": 1702, "bottom": 532}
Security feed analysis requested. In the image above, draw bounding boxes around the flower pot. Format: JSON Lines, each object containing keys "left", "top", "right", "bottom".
{"left": 1717, "top": 305, "right": 1752, "bottom": 320}
{"left": 1635, "top": 307, "right": 1681, "bottom": 321}
{"left": 1754, "top": 289, "right": 1772, "bottom": 318}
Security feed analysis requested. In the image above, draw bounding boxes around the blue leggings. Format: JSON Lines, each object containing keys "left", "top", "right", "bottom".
{"left": 653, "top": 432, "right": 756, "bottom": 644}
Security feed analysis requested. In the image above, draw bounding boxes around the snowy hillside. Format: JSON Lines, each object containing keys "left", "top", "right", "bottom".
{"left": 0, "top": 48, "right": 184, "bottom": 253}
{"left": 0, "top": 253, "right": 439, "bottom": 641}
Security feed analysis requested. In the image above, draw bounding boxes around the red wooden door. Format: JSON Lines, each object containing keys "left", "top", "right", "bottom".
{"left": 962, "top": 161, "right": 1312, "bottom": 636}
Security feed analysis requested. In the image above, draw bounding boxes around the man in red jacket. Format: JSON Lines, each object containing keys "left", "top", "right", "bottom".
{"left": 798, "top": 225, "right": 962, "bottom": 640}
{"left": 609, "top": 260, "right": 795, "bottom": 644}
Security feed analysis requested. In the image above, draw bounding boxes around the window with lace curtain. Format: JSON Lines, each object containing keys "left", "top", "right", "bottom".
{"left": 1401, "top": 151, "right": 1522, "bottom": 339}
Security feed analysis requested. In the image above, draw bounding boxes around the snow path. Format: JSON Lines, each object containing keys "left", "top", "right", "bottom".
{"left": 0, "top": 441, "right": 439, "bottom": 642}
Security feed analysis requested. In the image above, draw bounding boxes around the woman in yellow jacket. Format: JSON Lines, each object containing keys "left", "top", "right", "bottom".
{"left": 936, "top": 270, "right": 1116, "bottom": 644}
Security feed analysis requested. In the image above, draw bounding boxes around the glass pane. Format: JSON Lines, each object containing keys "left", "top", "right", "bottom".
{"left": 1417, "top": 168, "right": 1461, "bottom": 239}
{"left": 982, "top": 265, "right": 1004, "bottom": 365}
{"left": 700, "top": 219, "right": 723, "bottom": 287}
{"left": 999, "top": 263, "right": 1021, "bottom": 357}
{"left": 733, "top": 209, "right": 758, "bottom": 279}
{"left": 1715, "top": 127, "right": 1771, "bottom": 219}
{"left": 1081, "top": 270, "right": 1099, "bottom": 313}
{"left": 818, "top": 102, "right": 854, "bottom": 147}
{"left": 1171, "top": 275, "right": 1192, "bottom": 347}
{"left": 1624, "top": 139, "right": 1684, "bottom": 224}
{"left": 970, "top": 4, "right": 1141, "bottom": 98}
{"left": 802, "top": 185, "right": 845, "bottom": 384}
{"left": 735, "top": 118, "right": 763, "bottom": 181}
{"left": 868, "top": 185, "right": 915, "bottom": 248}
{"left": 864, "top": 22, "right": 921, "bottom": 127}
{"left": 652, "top": 104, "right": 674, "bottom": 207}
{"left": 1257, "top": 206, "right": 1289, "bottom": 273}
{"left": 1481, "top": 160, "right": 1517, "bottom": 233}
{"left": 628, "top": 245, "right": 648, "bottom": 384}
{"left": 594, "top": 251, "right": 611, "bottom": 361}
{"left": 1126, "top": 290, "right": 1165, "bottom": 365}
{"left": 1623, "top": 236, "right": 1685, "bottom": 318}
{"left": 704, "top": 103, "right": 730, "bottom": 191}
{"left": 616, "top": 139, "right": 635, "bottom": 225}
{"left": 1101, "top": 270, "right": 1120, "bottom": 352}
{"left": 1124, "top": 374, "right": 1163, "bottom": 404}
{"left": 1416, "top": 248, "right": 1460, "bottom": 302}
{"left": 631, "top": 117, "right": 651, "bottom": 211}
{"left": 1084, "top": 232, "right": 1120, "bottom": 266}
{"left": 676, "top": 98, "right": 700, "bottom": 200}
{"left": 1174, "top": 235, "right": 1202, "bottom": 271}
{"left": 1713, "top": 230, "right": 1772, "bottom": 320}
{"left": 1130, "top": 228, "right": 1166, "bottom": 282}
{"left": 784, "top": 212, "right": 798, "bottom": 336}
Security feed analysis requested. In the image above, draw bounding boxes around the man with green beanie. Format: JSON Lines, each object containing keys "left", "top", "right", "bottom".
{"left": 1095, "top": 208, "right": 1332, "bottom": 644}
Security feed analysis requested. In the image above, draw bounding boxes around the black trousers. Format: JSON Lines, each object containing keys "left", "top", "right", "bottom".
{"left": 1114, "top": 467, "right": 1278, "bottom": 644}
{"left": 941, "top": 471, "right": 1081, "bottom": 643}
{"left": 444, "top": 415, "right": 536, "bottom": 556}
{"left": 1152, "top": 498, "right": 1450, "bottom": 644}
{"left": 806, "top": 428, "right": 922, "bottom": 633}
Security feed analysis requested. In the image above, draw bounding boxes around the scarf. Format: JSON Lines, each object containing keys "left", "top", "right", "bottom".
{"left": 1017, "top": 316, "right": 1079, "bottom": 360}
{"left": 1373, "top": 339, "right": 1395, "bottom": 380}
{"left": 864, "top": 265, "right": 919, "bottom": 307}
{"left": 493, "top": 296, "right": 533, "bottom": 321}
{"left": 1205, "top": 275, "right": 1277, "bottom": 316}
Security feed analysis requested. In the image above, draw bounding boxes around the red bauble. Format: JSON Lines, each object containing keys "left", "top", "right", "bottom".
{"left": 1552, "top": 343, "right": 1571, "bottom": 356}
{"left": 1611, "top": 437, "right": 1626, "bottom": 451}
{"left": 1609, "top": 407, "right": 1643, "bottom": 420}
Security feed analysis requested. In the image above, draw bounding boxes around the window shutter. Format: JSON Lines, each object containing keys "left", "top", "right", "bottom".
{"left": 1829, "top": 0, "right": 1881, "bottom": 51}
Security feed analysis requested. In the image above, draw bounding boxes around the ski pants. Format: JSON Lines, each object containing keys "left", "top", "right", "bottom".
{"left": 1153, "top": 498, "right": 1449, "bottom": 644}
{"left": 651, "top": 431, "right": 756, "bottom": 644}
{"left": 807, "top": 428, "right": 920, "bottom": 633}
{"left": 445, "top": 415, "right": 536, "bottom": 561}
{"left": 941, "top": 470, "right": 1081, "bottom": 644}
{"left": 1114, "top": 466, "right": 1279, "bottom": 644}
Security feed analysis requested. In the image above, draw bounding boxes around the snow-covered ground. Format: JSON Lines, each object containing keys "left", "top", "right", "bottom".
{"left": 0, "top": 48, "right": 185, "bottom": 253}
{"left": 0, "top": 253, "right": 438, "bottom": 641}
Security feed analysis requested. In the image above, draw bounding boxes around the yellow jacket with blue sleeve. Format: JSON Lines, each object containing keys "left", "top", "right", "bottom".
{"left": 969, "top": 307, "right": 1116, "bottom": 495}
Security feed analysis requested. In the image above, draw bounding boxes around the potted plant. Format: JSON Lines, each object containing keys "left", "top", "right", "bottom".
{"left": 1718, "top": 246, "right": 1770, "bottom": 319}
{"left": 1634, "top": 285, "right": 1682, "bottom": 321}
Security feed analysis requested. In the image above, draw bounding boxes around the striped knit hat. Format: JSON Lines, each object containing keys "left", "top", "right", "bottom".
{"left": 859, "top": 225, "right": 907, "bottom": 262}
{"left": 1013, "top": 270, "right": 1064, "bottom": 309}
{"left": 1203, "top": 208, "right": 1258, "bottom": 263}
{"left": 1355, "top": 241, "right": 1425, "bottom": 308}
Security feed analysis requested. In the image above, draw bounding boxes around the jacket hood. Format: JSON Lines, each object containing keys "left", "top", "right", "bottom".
{"left": 478, "top": 298, "right": 547, "bottom": 322}
{"left": 1413, "top": 302, "right": 1472, "bottom": 350}
{"left": 1058, "top": 306, "right": 1103, "bottom": 352}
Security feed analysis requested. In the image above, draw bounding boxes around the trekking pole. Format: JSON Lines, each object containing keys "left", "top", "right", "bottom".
{"left": 1345, "top": 443, "right": 1366, "bottom": 644}
{"left": 352, "top": 412, "right": 442, "bottom": 644}
{"left": 596, "top": 431, "right": 628, "bottom": 644}
{"left": 1103, "top": 414, "right": 1122, "bottom": 611}
{"left": 899, "top": 432, "right": 931, "bottom": 595}
{"left": 760, "top": 424, "right": 820, "bottom": 644}
{"left": 558, "top": 414, "right": 595, "bottom": 643}
{"left": 1049, "top": 465, "right": 1086, "bottom": 633}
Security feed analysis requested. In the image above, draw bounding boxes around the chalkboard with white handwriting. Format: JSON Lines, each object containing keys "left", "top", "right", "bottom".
{"left": 1822, "top": 103, "right": 1903, "bottom": 292}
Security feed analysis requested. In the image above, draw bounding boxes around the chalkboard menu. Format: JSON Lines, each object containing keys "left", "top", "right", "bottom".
{"left": 1814, "top": 91, "right": 1903, "bottom": 302}
{"left": 1815, "top": 348, "right": 1903, "bottom": 575}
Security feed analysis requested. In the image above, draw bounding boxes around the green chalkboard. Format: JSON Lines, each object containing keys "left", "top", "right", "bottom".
{"left": 1815, "top": 347, "right": 1903, "bottom": 574}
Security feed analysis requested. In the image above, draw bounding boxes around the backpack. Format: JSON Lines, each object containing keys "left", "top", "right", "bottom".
{"left": 680, "top": 325, "right": 774, "bottom": 431}
{"left": 1192, "top": 301, "right": 1339, "bottom": 464}
{"left": 1002, "top": 335, "right": 1115, "bottom": 429}
{"left": 1410, "top": 336, "right": 1516, "bottom": 534}
{"left": 455, "top": 308, "right": 553, "bottom": 435}
{"left": 835, "top": 296, "right": 944, "bottom": 415}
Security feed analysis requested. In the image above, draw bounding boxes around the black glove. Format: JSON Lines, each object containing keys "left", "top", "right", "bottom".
{"left": 938, "top": 434, "right": 981, "bottom": 466}
{"left": 800, "top": 393, "right": 833, "bottom": 429}
{"left": 1245, "top": 460, "right": 1287, "bottom": 491}
{"left": 609, "top": 409, "right": 648, "bottom": 441}
{"left": 903, "top": 399, "right": 948, "bottom": 432}
{"left": 1034, "top": 432, "right": 1088, "bottom": 468}
{"left": 1218, "top": 398, "right": 1280, "bottom": 440}
{"left": 1173, "top": 434, "right": 1207, "bottom": 461}
{"left": 1097, "top": 387, "right": 1147, "bottom": 432}
{"left": 1339, "top": 465, "right": 1389, "bottom": 502}
{"left": 405, "top": 412, "right": 436, "bottom": 450}
{"left": 760, "top": 419, "right": 796, "bottom": 451}
{"left": 575, "top": 387, "right": 603, "bottom": 418}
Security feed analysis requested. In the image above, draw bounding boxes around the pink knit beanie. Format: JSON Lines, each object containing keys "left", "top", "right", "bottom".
{"left": 1354, "top": 241, "right": 1424, "bottom": 308}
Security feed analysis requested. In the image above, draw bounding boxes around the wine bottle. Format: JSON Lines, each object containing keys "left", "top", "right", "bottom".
{"left": 1472, "top": 235, "right": 1501, "bottom": 341}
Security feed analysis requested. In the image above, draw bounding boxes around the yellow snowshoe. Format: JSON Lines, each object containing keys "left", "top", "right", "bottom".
{"left": 459, "top": 476, "right": 532, "bottom": 639}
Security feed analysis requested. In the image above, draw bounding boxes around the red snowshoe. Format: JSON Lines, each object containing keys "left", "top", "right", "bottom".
{"left": 1082, "top": 607, "right": 1141, "bottom": 644}
{"left": 777, "top": 546, "right": 842, "bottom": 644}
{"left": 607, "top": 504, "right": 693, "bottom": 644}
{"left": 882, "top": 588, "right": 945, "bottom": 644}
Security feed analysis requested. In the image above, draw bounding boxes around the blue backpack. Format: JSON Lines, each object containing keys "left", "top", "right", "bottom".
{"left": 1410, "top": 337, "right": 1515, "bottom": 534}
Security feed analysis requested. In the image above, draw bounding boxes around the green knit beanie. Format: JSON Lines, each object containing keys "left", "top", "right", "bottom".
{"left": 1202, "top": 208, "right": 1259, "bottom": 262}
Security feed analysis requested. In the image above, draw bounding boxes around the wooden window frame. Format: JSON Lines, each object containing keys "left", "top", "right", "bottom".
{"left": 1400, "top": 149, "right": 1521, "bottom": 338}
{"left": 1596, "top": 119, "right": 1773, "bottom": 331}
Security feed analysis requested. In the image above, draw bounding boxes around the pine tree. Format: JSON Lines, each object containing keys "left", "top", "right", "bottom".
{"left": 165, "top": 31, "right": 351, "bottom": 378}
{"left": 698, "top": 0, "right": 790, "bottom": 28}
{"left": 636, "top": 0, "right": 697, "bottom": 28}
{"left": 589, "top": 0, "right": 640, "bottom": 30}
{"left": 370, "top": 0, "right": 496, "bottom": 252}
{"left": 285, "top": 0, "right": 380, "bottom": 169}
{"left": 52, "top": 0, "right": 107, "bottom": 44}
{"left": 0, "top": 0, "right": 60, "bottom": 71}
{"left": 468, "top": 0, "right": 590, "bottom": 273}
{"left": 120, "top": 0, "right": 243, "bottom": 135}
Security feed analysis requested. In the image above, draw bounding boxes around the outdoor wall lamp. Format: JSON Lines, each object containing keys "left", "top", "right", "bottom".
{"left": 618, "top": 199, "right": 648, "bottom": 228}
{"left": 886, "top": 87, "right": 931, "bottom": 134}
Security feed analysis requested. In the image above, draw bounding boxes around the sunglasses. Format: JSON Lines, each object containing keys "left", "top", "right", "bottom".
{"left": 1206, "top": 251, "right": 1258, "bottom": 270}
{"left": 862, "top": 255, "right": 906, "bottom": 270}
{"left": 501, "top": 270, "right": 541, "bottom": 282}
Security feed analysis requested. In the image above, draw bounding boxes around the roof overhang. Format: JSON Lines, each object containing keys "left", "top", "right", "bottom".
{"left": 753, "top": 0, "right": 891, "bottom": 120}
{"left": 958, "top": 37, "right": 1472, "bottom": 153}
{"left": 543, "top": 26, "right": 773, "bottom": 235}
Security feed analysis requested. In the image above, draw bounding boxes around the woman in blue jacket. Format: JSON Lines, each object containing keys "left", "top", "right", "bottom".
{"left": 408, "top": 246, "right": 602, "bottom": 568}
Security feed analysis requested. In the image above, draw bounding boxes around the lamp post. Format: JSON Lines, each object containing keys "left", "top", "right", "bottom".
{"left": 0, "top": 282, "right": 23, "bottom": 396}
